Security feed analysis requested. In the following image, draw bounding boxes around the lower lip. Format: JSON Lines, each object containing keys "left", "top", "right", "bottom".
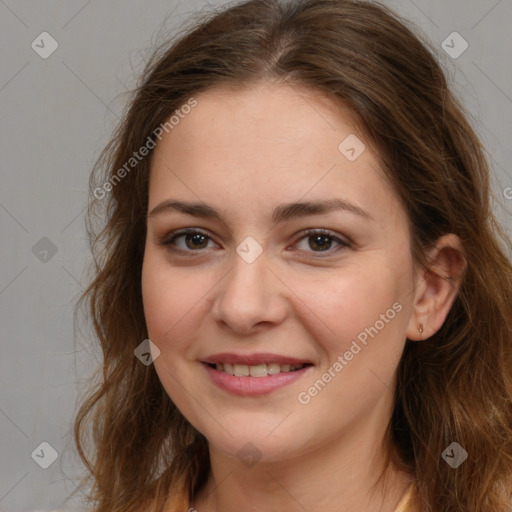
{"left": 202, "top": 363, "right": 312, "bottom": 396}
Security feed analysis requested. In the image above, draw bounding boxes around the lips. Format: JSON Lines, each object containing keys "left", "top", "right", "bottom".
{"left": 200, "top": 352, "right": 313, "bottom": 396}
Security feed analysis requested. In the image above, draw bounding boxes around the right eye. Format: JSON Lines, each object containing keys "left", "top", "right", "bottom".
{"left": 160, "top": 228, "right": 219, "bottom": 254}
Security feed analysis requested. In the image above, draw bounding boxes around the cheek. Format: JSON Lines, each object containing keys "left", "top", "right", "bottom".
{"left": 306, "top": 266, "right": 404, "bottom": 347}
{"left": 141, "top": 250, "right": 223, "bottom": 372}
{"left": 294, "top": 263, "right": 411, "bottom": 418}
{"left": 141, "top": 252, "right": 195, "bottom": 351}
{"left": 141, "top": 253, "right": 206, "bottom": 408}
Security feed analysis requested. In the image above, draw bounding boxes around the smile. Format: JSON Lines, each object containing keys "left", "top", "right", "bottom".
{"left": 201, "top": 361, "right": 313, "bottom": 396}
{"left": 209, "top": 362, "right": 307, "bottom": 377}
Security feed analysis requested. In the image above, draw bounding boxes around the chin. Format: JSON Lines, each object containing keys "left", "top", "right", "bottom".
{"left": 201, "top": 421, "right": 312, "bottom": 465}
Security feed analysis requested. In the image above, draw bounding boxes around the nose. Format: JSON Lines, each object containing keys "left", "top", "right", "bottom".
{"left": 210, "top": 247, "right": 288, "bottom": 336}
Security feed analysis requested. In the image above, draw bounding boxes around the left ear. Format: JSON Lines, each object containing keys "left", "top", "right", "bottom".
{"left": 406, "top": 233, "right": 467, "bottom": 341}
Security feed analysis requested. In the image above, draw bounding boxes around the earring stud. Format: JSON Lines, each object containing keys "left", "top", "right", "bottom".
{"left": 418, "top": 323, "right": 424, "bottom": 334}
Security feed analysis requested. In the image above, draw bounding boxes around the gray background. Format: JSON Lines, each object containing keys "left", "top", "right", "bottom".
{"left": 0, "top": 0, "right": 511, "bottom": 510}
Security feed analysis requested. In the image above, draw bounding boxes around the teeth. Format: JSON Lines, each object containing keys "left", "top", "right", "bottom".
{"left": 267, "top": 363, "right": 281, "bottom": 375}
{"left": 213, "top": 362, "right": 306, "bottom": 377}
{"left": 249, "top": 364, "right": 267, "bottom": 377}
{"left": 233, "top": 364, "right": 250, "bottom": 377}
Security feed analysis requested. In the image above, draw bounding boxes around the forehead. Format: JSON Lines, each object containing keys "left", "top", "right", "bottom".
{"left": 149, "top": 81, "right": 403, "bottom": 227}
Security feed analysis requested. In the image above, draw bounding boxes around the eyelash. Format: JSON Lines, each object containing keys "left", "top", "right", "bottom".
{"left": 159, "top": 228, "right": 351, "bottom": 258}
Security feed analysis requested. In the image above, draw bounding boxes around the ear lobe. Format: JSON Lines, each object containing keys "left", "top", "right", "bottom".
{"left": 406, "top": 234, "right": 467, "bottom": 341}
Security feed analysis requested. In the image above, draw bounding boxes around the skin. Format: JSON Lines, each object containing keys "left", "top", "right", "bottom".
{"left": 141, "top": 80, "right": 466, "bottom": 512}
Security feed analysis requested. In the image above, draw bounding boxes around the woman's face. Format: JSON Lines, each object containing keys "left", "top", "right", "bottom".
{"left": 142, "top": 81, "right": 420, "bottom": 466}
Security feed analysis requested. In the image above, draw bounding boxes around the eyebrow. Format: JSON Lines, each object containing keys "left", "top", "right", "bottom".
{"left": 148, "top": 198, "right": 374, "bottom": 224}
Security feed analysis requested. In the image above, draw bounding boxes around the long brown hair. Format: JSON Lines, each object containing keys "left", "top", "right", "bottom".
{"left": 73, "top": 0, "right": 512, "bottom": 510}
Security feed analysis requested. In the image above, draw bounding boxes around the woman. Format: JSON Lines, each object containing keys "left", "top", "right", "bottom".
{"left": 74, "top": 0, "right": 512, "bottom": 511}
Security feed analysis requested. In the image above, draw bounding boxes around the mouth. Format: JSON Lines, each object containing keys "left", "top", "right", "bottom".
{"left": 201, "top": 352, "right": 314, "bottom": 396}
{"left": 200, "top": 354, "right": 314, "bottom": 396}
{"left": 204, "top": 361, "right": 312, "bottom": 377}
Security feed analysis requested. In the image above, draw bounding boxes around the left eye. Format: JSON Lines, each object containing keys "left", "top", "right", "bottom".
{"left": 161, "top": 228, "right": 350, "bottom": 255}
{"left": 294, "top": 229, "right": 350, "bottom": 254}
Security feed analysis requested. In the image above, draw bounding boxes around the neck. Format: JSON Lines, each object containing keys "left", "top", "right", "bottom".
{"left": 191, "top": 421, "right": 412, "bottom": 512}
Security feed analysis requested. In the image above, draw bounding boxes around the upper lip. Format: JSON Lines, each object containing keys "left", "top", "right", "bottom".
{"left": 202, "top": 352, "right": 312, "bottom": 366}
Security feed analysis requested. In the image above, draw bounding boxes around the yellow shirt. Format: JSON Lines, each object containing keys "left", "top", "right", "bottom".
{"left": 51, "top": 482, "right": 418, "bottom": 512}
{"left": 393, "top": 482, "right": 417, "bottom": 512}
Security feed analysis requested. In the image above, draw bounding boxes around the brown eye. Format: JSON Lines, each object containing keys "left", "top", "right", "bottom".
{"left": 294, "top": 229, "right": 351, "bottom": 256}
{"left": 307, "top": 233, "right": 333, "bottom": 251}
{"left": 161, "top": 229, "right": 217, "bottom": 253}
{"left": 182, "top": 232, "right": 209, "bottom": 250}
